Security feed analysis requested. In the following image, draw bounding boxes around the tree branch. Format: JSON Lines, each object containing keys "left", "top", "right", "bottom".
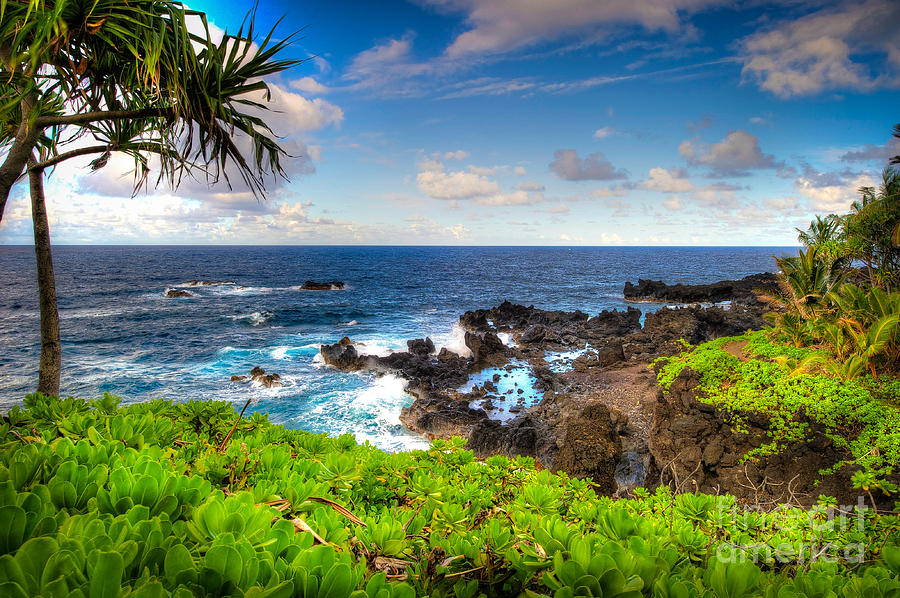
{"left": 30, "top": 145, "right": 112, "bottom": 172}
{"left": 34, "top": 107, "right": 175, "bottom": 128}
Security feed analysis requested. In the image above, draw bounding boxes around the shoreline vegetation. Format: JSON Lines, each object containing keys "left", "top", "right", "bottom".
{"left": 2, "top": 394, "right": 900, "bottom": 597}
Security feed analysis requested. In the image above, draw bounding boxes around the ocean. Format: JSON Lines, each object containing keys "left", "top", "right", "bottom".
{"left": 0, "top": 245, "right": 794, "bottom": 450}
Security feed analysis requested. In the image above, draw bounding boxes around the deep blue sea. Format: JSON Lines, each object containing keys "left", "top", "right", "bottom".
{"left": 0, "top": 246, "right": 794, "bottom": 450}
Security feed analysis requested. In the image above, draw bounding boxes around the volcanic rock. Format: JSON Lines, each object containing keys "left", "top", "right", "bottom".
{"left": 300, "top": 280, "right": 345, "bottom": 290}
{"left": 165, "top": 289, "right": 194, "bottom": 298}
{"left": 624, "top": 272, "right": 778, "bottom": 304}
{"left": 320, "top": 338, "right": 368, "bottom": 371}
{"left": 407, "top": 337, "right": 435, "bottom": 356}
{"left": 464, "top": 331, "right": 506, "bottom": 362}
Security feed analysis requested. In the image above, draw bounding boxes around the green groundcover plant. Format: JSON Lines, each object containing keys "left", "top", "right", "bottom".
{"left": 655, "top": 331, "right": 900, "bottom": 491}
{"left": 2, "top": 394, "right": 900, "bottom": 597}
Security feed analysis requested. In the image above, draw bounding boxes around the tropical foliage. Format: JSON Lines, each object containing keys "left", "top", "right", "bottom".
{"left": 2, "top": 395, "right": 900, "bottom": 597}
{"left": 764, "top": 164, "right": 900, "bottom": 379}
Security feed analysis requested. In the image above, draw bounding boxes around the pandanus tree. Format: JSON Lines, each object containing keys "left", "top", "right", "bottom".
{"left": 0, "top": 0, "right": 299, "bottom": 395}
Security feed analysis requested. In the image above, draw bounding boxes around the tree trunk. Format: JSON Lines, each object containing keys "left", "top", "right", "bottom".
{"left": 0, "top": 73, "right": 39, "bottom": 224}
{"left": 28, "top": 161, "right": 61, "bottom": 396}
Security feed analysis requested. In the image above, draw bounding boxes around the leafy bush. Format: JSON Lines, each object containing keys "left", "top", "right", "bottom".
{"left": 2, "top": 394, "right": 900, "bottom": 597}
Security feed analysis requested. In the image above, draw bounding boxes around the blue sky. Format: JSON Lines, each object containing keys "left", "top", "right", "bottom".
{"left": 1, "top": 0, "right": 898, "bottom": 245}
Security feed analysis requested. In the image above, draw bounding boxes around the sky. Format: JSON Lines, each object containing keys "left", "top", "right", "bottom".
{"left": 1, "top": 0, "right": 899, "bottom": 246}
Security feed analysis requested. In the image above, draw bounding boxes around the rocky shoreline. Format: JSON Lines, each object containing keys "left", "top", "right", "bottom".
{"left": 317, "top": 272, "right": 861, "bottom": 505}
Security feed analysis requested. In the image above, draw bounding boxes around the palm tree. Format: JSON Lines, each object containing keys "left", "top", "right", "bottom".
{"left": 0, "top": 0, "right": 300, "bottom": 395}
{"left": 772, "top": 246, "right": 847, "bottom": 320}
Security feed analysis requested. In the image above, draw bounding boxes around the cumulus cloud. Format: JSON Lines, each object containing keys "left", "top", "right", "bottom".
{"left": 255, "top": 84, "right": 343, "bottom": 136}
{"left": 793, "top": 165, "right": 875, "bottom": 212}
{"left": 405, "top": 214, "right": 470, "bottom": 240}
{"left": 592, "top": 186, "right": 629, "bottom": 198}
{"left": 662, "top": 196, "right": 684, "bottom": 210}
{"left": 679, "top": 130, "right": 781, "bottom": 176}
{"left": 514, "top": 166, "right": 527, "bottom": 176}
{"left": 639, "top": 167, "right": 694, "bottom": 192}
{"left": 690, "top": 183, "right": 740, "bottom": 209}
{"left": 739, "top": 0, "right": 900, "bottom": 97}
{"left": 290, "top": 77, "right": 330, "bottom": 95}
{"left": 416, "top": 159, "right": 501, "bottom": 199}
{"left": 549, "top": 149, "right": 628, "bottom": 181}
{"left": 475, "top": 191, "right": 543, "bottom": 206}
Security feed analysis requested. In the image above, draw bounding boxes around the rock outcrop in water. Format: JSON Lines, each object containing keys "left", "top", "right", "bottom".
{"left": 230, "top": 366, "right": 282, "bottom": 388}
{"left": 624, "top": 272, "right": 778, "bottom": 304}
{"left": 300, "top": 280, "right": 345, "bottom": 290}
{"left": 165, "top": 289, "right": 194, "bottom": 298}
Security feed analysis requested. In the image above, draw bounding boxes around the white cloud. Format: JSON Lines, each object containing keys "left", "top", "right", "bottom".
{"left": 444, "top": 150, "right": 470, "bottom": 160}
{"left": 475, "top": 191, "right": 543, "bottom": 206}
{"left": 425, "top": 0, "right": 722, "bottom": 58}
{"left": 639, "top": 167, "right": 694, "bottom": 192}
{"left": 593, "top": 186, "right": 629, "bottom": 198}
{"left": 416, "top": 159, "right": 501, "bottom": 199}
{"left": 405, "top": 215, "right": 471, "bottom": 240}
{"left": 593, "top": 126, "right": 615, "bottom": 139}
{"left": 517, "top": 181, "right": 545, "bottom": 192}
{"left": 662, "top": 196, "right": 684, "bottom": 211}
{"left": 549, "top": 149, "right": 628, "bottom": 181}
{"left": 679, "top": 130, "right": 781, "bottom": 176}
{"left": 546, "top": 203, "right": 569, "bottom": 214}
{"left": 691, "top": 184, "right": 739, "bottom": 209}
{"left": 599, "top": 232, "right": 624, "bottom": 244}
{"left": 739, "top": 0, "right": 900, "bottom": 97}
{"left": 514, "top": 166, "right": 527, "bottom": 176}
{"left": 468, "top": 165, "right": 497, "bottom": 176}
{"left": 290, "top": 77, "right": 330, "bottom": 95}
{"left": 256, "top": 84, "right": 344, "bottom": 136}
{"left": 794, "top": 169, "right": 875, "bottom": 212}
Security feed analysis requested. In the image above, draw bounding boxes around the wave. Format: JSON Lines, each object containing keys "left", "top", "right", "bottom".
{"left": 227, "top": 311, "right": 274, "bottom": 326}
{"left": 175, "top": 280, "right": 236, "bottom": 287}
{"left": 270, "top": 343, "right": 321, "bottom": 360}
{"left": 433, "top": 324, "right": 472, "bottom": 358}
{"left": 340, "top": 320, "right": 359, "bottom": 327}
